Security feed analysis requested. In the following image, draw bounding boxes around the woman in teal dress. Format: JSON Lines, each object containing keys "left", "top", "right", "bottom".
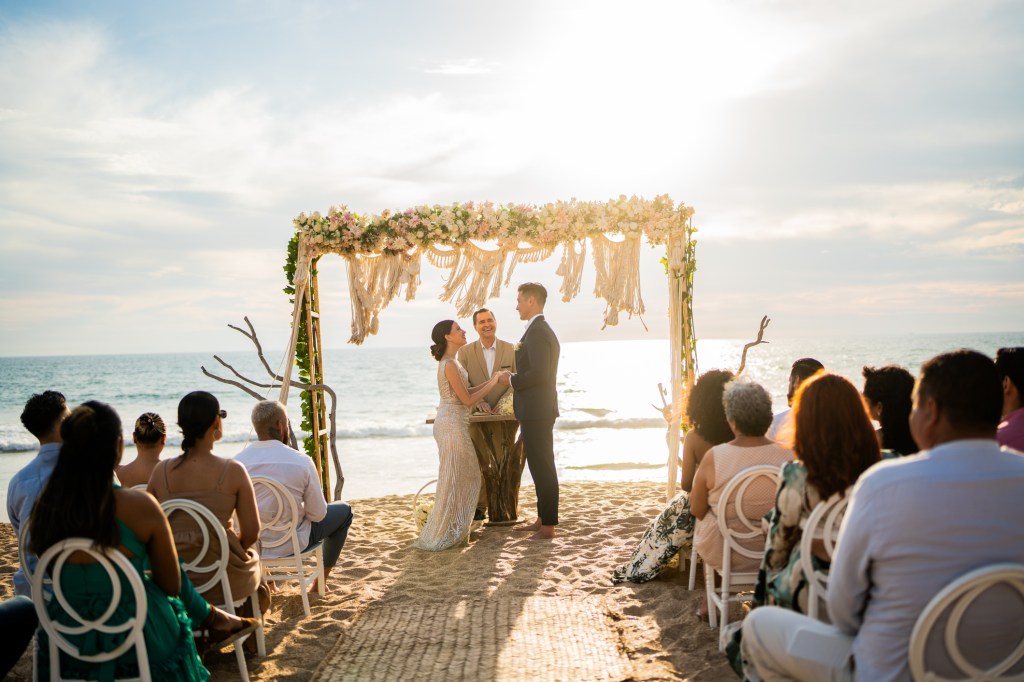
{"left": 28, "top": 401, "right": 256, "bottom": 681}
{"left": 726, "top": 373, "right": 881, "bottom": 678}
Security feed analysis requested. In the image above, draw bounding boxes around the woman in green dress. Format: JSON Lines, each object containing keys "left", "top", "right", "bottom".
{"left": 28, "top": 401, "right": 256, "bottom": 681}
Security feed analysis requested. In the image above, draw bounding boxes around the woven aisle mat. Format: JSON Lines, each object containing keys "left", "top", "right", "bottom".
{"left": 311, "top": 596, "right": 632, "bottom": 681}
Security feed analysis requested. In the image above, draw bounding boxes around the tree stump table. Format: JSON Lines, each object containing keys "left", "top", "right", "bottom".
{"left": 426, "top": 413, "right": 525, "bottom": 525}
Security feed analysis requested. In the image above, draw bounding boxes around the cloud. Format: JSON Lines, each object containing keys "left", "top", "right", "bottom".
{"left": 423, "top": 59, "right": 493, "bottom": 75}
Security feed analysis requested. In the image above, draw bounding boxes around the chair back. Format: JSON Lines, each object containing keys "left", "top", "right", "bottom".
{"left": 250, "top": 476, "right": 305, "bottom": 558}
{"left": 909, "top": 563, "right": 1024, "bottom": 682}
{"left": 715, "top": 464, "right": 782, "bottom": 563}
{"left": 799, "top": 491, "right": 850, "bottom": 621}
{"left": 32, "top": 537, "right": 151, "bottom": 681}
{"left": 159, "top": 498, "right": 231, "bottom": 597}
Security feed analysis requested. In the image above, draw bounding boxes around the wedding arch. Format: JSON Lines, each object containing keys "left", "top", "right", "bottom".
{"left": 278, "top": 195, "right": 698, "bottom": 501}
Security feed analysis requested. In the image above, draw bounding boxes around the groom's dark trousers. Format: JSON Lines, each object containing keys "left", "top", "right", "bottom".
{"left": 511, "top": 315, "right": 561, "bottom": 526}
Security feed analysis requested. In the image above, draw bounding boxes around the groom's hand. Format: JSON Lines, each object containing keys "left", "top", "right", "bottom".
{"left": 497, "top": 371, "right": 512, "bottom": 386}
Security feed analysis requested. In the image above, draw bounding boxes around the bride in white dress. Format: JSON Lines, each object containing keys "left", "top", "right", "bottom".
{"left": 415, "top": 319, "right": 503, "bottom": 551}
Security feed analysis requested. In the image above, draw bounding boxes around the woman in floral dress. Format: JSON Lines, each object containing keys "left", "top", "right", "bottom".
{"left": 611, "top": 370, "right": 734, "bottom": 584}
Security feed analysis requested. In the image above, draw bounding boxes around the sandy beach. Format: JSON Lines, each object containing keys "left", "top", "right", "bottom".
{"left": 1, "top": 481, "right": 734, "bottom": 681}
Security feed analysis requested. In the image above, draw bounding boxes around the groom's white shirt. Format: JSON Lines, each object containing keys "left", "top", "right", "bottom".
{"left": 523, "top": 313, "right": 544, "bottom": 334}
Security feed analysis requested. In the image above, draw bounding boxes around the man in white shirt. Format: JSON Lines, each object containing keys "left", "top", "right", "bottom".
{"left": 7, "top": 390, "right": 69, "bottom": 596}
{"left": 236, "top": 401, "right": 353, "bottom": 589}
{"left": 766, "top": 358, "right": 823, "bottom": 441}
{"left": 457, "top": 307, "right": 516, "bottom": 520}
{"left": 741, "top": 349, "right": 1024, "bottom": 682}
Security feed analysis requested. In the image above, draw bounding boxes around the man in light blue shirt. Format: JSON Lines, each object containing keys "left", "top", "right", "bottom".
{"left": 741, "top": 350, "right": 1024, "bottom": 682}
{"left": 7, "top": 390, "right": 69, "bottom": 596}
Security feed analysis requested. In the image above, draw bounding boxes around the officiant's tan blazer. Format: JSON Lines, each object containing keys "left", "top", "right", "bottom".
{"left": 457, "top": 339, "right": 516, "bottom": 408}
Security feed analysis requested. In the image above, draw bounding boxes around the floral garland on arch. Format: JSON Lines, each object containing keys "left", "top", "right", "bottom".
{"left": 293, "top": 195, "right": 690, "bottom": 257}
{"left": 288, "top": 195, "right": 694, "bottom": 343}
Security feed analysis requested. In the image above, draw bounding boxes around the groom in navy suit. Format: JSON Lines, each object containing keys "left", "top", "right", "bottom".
{"left": 498, "top": 282, "right": 560, "bottom": 539}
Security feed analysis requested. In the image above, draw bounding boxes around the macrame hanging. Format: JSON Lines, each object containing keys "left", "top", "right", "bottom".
{"left": 346, "top": 250, "right": 422, "bottom": 344}
{"left": 591, "top": 233, "right": 647, "bottom": 330}
{"left": 556, "top": 240, "right": 587, "bottom": 302}
{"left": 503, "top": 244, "right": 555, "bottom": 287}
{"left": 436, "top": 241, "right": 508, "bottom": 317}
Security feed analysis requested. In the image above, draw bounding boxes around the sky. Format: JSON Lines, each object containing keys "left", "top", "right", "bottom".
{"left": 1, "top": 0, "right": 1022, "bottom": 357}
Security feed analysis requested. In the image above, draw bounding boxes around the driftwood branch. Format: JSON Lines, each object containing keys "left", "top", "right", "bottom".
{"left": 202, "top": 317, "right": 345, "bottom": 500}
{"left": 737, "top": 315, "right": 771, "bottom": 376}
{"left": 202, "top": 366, "right": 265, "bottom": 401}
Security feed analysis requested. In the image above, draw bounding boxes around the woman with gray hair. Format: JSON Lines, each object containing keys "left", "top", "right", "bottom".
{"left": 691, "top": 379, "right": 793, "bottom": 616}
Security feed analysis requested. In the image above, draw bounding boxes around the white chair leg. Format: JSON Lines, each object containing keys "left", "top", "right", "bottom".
{"left": 687, "top": 546, "right": 699, "bottom": 591}
{"left": 249, "top": 591, "right": 266, "bottom": 657}
{"left": 807, "top": 584, "right": 819, "bottom": 621}
{"left": 704, "top": 564, "right": 718, "bottom": 629}
{"left": 297, "top": 561, "right": 312, "bottom": 617}
{"left": 720, "top": 569, "right": 731, "bottom": 632}
{"left": 233, "top": 639, "right": 250, "bottom": 682}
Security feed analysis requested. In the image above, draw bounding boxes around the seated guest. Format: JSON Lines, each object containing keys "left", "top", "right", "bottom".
{"left": 236, "top": 400, "right": 353, "bottom": 591}
{"left": 29, "top": 401, "right": 254, "bottom": 680}
{"left": 691, "top": 379, "right": 793, "bottom": 614}
{"left": 7, "top": 390, "right": 69, "bottom": 596}
{"left": 148, "top": 391, "right": 263, "bottom": 610}
{"left": 761, "top": 373, "right": 882, "bottom": 611}
{"left": 862, "top": 364, "right": 918, "bottom": 455}
{"left": 611, "top": 370, "right": 734, "bottom": 584}
{"left": 117, "top": 412, "right": 167, "bottom": 488}
{"left": 725, "top": 373, "right": 881, "bottom": 675}
{"left": 996, "top": 346, "right": 1024, "bottom": 451}
{"left": 766, "top": 359, "right": 824, "bottom": 442}
{"left": 740, "top": 350, "right": 1024, "bottom": 682}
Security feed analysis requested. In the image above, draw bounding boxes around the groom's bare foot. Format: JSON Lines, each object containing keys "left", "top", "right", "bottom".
{"left": 530, "top": 525, "right": 555, "bottom": 540}
{"left": 513, "top": 519, "right": 541, "bottom": 532}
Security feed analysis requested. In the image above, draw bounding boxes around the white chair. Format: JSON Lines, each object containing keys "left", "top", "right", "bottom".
{"left": 31, "top": 538, "right": 151, "bottom": 682}
{"left": 909, "top": 563, "right": 1024, "bottom": 682}
{"left": 798, "top": 492, "right": 850, "bottom": 621}
{"left": 160, "top": 499, "right": 264, "bottom": 678}
{"left": 251, "top": 476, "right": 325, "bottom": 618}
{"left": 703, "top": 464, "right": 781, "bottom": 648}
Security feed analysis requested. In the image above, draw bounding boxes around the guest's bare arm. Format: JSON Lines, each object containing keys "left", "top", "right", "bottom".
{"left": 116, "top": 488, "right": 181, "bottom": 597}
{"left": 444, "top": 361, "right": 501, "bottom": 407}
{"left": 689, "top": 449, "right": 716, "bottom": 519}
{"left": 680, "top": 430, "right": 711, "bottom": 493}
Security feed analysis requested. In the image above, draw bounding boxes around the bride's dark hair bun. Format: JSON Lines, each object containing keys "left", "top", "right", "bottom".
{"left": 430, "top": 319, "right": 455, "bottom": 361}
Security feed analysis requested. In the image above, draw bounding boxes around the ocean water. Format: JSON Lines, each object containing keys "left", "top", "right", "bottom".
{"left": 2, "top": 332, "right": 1021, "bottom": 521}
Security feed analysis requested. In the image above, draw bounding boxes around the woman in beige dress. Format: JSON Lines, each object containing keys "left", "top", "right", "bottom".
{"left": 691, "top": 378, "right": 793, "bottom": 614}
{"left": 148, "top": 391, "right": 262, "bottom": 608}
{"left": 415, "top": 320, "right": 502, "bottom": 551}
{"left": 117, "top": 412, "right": 167, "bottom": 488}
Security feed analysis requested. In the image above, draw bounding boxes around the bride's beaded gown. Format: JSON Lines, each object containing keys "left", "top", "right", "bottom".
{"left": 414, "top": 357, "right": 481, "bottom": 551}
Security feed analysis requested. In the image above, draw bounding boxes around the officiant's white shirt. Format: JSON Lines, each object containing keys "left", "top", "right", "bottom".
{"left": 481, "top": 338, "right": 497, "bottom": 376}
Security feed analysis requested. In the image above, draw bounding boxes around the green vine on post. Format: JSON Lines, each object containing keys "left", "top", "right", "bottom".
{"left": 283, "top": 234, "right": 317, "bottom": 463}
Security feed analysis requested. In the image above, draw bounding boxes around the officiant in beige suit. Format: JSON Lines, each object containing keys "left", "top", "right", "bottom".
{"left": 457, "top": 307, "right": 516, "bottom": 519}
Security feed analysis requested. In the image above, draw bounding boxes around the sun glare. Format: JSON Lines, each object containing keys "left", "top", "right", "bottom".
{"left": 499, "top": 1, "right": 814, "bottom": 187}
